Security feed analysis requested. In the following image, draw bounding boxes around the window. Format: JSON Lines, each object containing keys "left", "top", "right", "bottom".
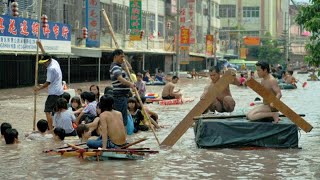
{"left": 219, "top": 5, "right": 236, "bottom": 18}
{"left": 112, "top": 4, "right": 126, "bottom": 33}
{"left": 158, "top": 16, "right": 164, "bottom": 37}
{"left": 196, "top": 0, "right": 202, "bottom": 14}
{"left": 243, "top": 7, "right": 260, "bottom": 18}
{"left": 142, "top": 12, "right": 147, "bottom": 30}
{"left": 149, "top": 14, "right": 155, "bottom": 34}
{"left": 211, "top": 2, "right": 215, "bottom": 17}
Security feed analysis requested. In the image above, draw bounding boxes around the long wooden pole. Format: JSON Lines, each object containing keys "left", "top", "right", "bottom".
{"left": 101, "top": 9, "right": 160, "bottom": 145}
{"left": 33, "top": 0, "right": 43, "bottom": 131}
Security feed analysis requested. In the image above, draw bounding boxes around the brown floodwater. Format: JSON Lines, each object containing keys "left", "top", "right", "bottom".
{"left": 0, "top": 73, "right": 320, "bottom": 179}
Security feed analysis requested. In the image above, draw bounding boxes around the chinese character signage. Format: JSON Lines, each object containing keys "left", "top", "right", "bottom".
{"left": 180, "top": 28, "right": 190, "bottom": 45}
{"left": 206, "top": 34, "right": 213, "bottom": 56}
{"left": 86, "top": 0, "right": 100, "bottom": 47}
{"left": 0, "top": 15, "right": 71, "bottom": 53}
{"left": 187, "top": 0, "right": 195, "bottom": 44}
{"left": 180, "top": 0, "right": 195, "bottom": 44}
{"left": 180, "top": 27, "right": 190, "bottom": 64}
{"left": 129, "top": 0, "right": 142, "bottom": 41}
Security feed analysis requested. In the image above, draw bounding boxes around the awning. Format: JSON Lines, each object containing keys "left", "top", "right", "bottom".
{"left": 71, "top": 46, "right": 102, "bottom": 58}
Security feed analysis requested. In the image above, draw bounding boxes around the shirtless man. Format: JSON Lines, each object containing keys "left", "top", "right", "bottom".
{"left": 246, "top": 61, "right": 282, "bottom": 123}
{"left": 201, "top": 66, "right": 240, "bottom": 113}
{"left": 161, "top": 76, "right": 182, "bottom": 99}
{"left": 86, "top": 95, "right": 127, "bottom": 149}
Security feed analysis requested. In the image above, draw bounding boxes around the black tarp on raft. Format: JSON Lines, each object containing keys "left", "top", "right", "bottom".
{"left": 194, "top": 117, "right": 299, "bottom": 148}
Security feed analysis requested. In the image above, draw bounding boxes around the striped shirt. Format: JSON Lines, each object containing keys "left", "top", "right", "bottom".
{"left": 110, "top": 62, "right": 130, "bottom": 96}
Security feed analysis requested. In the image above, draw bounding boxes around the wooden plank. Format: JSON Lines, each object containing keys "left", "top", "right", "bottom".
{"left": 193, "top": 113, "right": 306, "bottom": 120}
{"left": 160, "top": 71, "right": 235, "bottom": 147}
{"left": 246, "top": 78, "right": 313, "bottom": 132}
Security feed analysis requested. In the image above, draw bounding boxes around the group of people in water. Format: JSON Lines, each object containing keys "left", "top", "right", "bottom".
{"left": 1, "top": 49, "right": 296, "bottom": 148}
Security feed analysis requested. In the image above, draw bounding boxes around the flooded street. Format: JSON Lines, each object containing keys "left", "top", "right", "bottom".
{"left": 0, "top": 73, "right": 320, "bottom": 179}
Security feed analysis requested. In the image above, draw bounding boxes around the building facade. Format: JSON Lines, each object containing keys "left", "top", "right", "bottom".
{"left": 218, "top": 0, "right": 289, "bottom": 55}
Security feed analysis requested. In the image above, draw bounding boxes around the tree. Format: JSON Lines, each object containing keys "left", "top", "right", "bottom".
{"left": 295, "top": 0, "right": 320, "bottom": 67}
{"left": 247, "top": 32, "right": 284, "bottom": 65}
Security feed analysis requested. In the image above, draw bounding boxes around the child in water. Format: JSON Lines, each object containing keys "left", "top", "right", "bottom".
{"left": 53, "top": 98, "right": 77, "bottom": 136}
{"left": 128, "top": 97, "right": 149, "bottom": 133}
{"left": 70, "top": 96, "right": 83, "bottom": 116}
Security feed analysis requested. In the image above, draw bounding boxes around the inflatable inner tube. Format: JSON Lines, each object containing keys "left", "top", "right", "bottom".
{"left": 279, "top": 83, "right": 296, "bottom": 89}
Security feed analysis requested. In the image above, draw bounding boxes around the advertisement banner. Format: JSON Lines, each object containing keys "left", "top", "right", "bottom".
{"left": 129, "top": 0, "right": 142, "bottom": 41}
{"left": 180, "top": 28, "right": 190, "bottom": 45}
{"left": 0, "top": 15, "right": 71, "bottom": 53}
{"left": 240, "top": 48, "right": 247, "bottom": 59}
{"left": 187, "top": 0, "right": 195, "bottom": 44}
{"left": 206, "top": 34, "right": 213, "bottom": 56}
{"left": 86, "top": 0, "right": 101, "bottom": 47}
{"left": 243, "top": 36, "right": 260, "bottom": 46}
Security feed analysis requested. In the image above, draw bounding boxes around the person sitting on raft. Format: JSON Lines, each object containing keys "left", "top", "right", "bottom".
{"left": 161, "top": 75, "right": 182, "bottom": 100}
{"left": 201, "top": 66, "right": 241, "bottom": 113}
{"left": 86, "top": 95, "right": 127, "bottom": 149}
{"left": 246, "top": 61, "right": 282, "bottom": 123}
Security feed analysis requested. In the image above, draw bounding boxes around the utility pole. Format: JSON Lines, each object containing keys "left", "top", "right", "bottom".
{"left": 207, "top": 0, "right": 211, "bottom": 68}
{"left": 237, "top": 0, "right": 242, "bottom": 57}
{"left": 175, "top": 0, "right": 180, "bottom": 76}
{"left": 284, "top": 12, "right": 289, "bottom": 65}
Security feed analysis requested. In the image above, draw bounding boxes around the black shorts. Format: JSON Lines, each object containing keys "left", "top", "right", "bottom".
{"left": 162, "top": 96, "right": 175, "bottom": 100}
{"left": 44, "top": 95, "right": 61, "bottom": 112}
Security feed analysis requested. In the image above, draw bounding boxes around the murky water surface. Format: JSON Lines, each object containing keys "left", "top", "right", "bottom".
{"left": 0, "top": 73, "right": 319, "bottom": 179}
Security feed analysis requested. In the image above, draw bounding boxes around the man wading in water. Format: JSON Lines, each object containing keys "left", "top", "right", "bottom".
{"left": 34, "top": 54, "right": 64, "bottom": 130}
{"left": 109, "top": 49, "right": 135, "bottom": 127}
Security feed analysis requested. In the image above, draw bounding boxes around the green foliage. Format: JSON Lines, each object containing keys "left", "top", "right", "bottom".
{"left": 258, "top": 41, "right": 283, "bottom": 65}
{"left": 295, "top": 0, "right": 320, "bottom": 67}
{"left": 247, "top": 32, "right": 284, "bottom": 64}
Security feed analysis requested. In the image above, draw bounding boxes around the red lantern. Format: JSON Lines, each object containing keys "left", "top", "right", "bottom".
{"left": 41, "top": 15, "right": 48, "bottom": 28}
{"left": 82, "top": 27, "right": 88, "bottom": 39}
{"left": 11, "top": 1, "right": 19, "bottom": 17}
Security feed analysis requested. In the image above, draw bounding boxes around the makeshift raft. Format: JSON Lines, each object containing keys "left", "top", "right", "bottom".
{"left": 44, "top": 139, "right": 159, "bottom": 161}
{"left": 193, "top": 114, "right": 301, "bottom": 149}
{"left": 146, "top": 98, "right": 194, "bottom": 105}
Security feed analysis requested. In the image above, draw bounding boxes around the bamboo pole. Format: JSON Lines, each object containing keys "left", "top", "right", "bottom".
{"left": 101, "top": 9, "right": 160, "bottom": 145}
{"left": 33, "top": 0, "right": 43, "bottom": 131}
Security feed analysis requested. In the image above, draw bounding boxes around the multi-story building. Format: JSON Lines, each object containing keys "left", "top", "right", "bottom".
{"left": 218, "top": 0, "right": 289, "bottom": 55}
{"left": 0, "top": 0, "right": 223, "bottom": 88}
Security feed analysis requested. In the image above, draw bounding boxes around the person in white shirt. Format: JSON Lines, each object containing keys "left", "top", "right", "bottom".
{"left": 34, "top": 54, "right": 64, "bottom": 130}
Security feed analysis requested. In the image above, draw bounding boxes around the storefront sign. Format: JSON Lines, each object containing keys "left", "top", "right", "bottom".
{"left": 86, "top": 0, "right": 101, "bottom": 47}
{"left": 206, "top": 34, "right": 213, "bottom": 56}
{"left": 0, "top": 15, "right": 71, "bottom": 53}
{"left": 129, "top": 0, "right": 142, "bottom": 41}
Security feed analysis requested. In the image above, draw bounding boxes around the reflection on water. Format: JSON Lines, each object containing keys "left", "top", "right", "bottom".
{"left": 0, "top": 73, "right": 320, "bottom": 179}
